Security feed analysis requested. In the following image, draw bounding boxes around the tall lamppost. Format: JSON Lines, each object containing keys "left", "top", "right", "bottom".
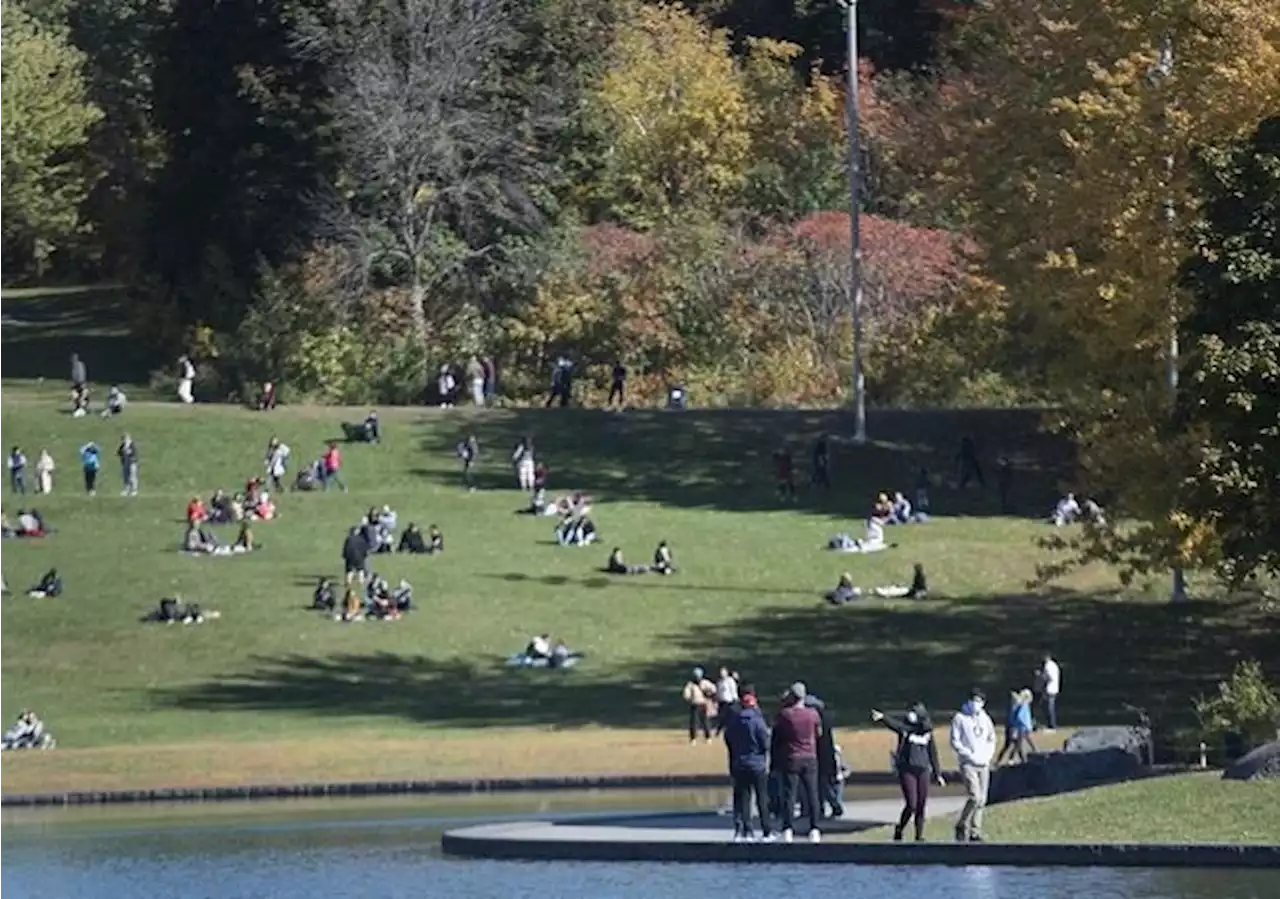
{"left": 1150, "top": 34, "right": 1187, "bottom": 603}
{"left": 843, "top": 0, "right": 867, "bottom": 443}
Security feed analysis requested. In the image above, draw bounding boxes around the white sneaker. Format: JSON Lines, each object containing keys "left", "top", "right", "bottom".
{"left": 732, "top": 833, "right": 746, "bottom": 844}
{"left": 782, "top": 829, "right": 794, "bottom": 844}
{"left": 762, "top": 833, "right": 779, "bottom": 843}
{"left": 809, "top": 829, "right": 822, "bottom": 844}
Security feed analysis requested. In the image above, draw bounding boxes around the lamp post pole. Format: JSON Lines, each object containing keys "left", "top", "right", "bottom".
{"left": 845, "top": 0, "right": 867, "bottom": 443}
{"left": 1153, "top": 34, "right": 1187, "bottom": 603}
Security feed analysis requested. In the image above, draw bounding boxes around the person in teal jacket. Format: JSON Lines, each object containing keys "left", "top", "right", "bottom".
{"left": 996, "top": 688, "right": 1038, "bottom": 766}
{"left": 79, "top": 443, "right": 101, "bottom": 495}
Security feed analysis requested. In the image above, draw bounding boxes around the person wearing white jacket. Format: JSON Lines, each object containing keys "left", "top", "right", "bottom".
{"left": 950, "top": 686, "right": 997, "bottom": 842}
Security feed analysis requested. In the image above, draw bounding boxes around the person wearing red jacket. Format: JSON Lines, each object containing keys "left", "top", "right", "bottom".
{"left": 322, "top": 443, "right": 347, "bottom": 492}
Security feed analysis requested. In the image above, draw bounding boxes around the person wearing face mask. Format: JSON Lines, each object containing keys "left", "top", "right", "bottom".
{"left": 950, "top": 686, "right": 997, "bottom": 842}
{"left": 871, "top": 702, "right": 946, "bottom": 841}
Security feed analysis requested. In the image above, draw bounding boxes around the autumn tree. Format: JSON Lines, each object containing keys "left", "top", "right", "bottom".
{"left": 1, "top": 0, "right": 103, "bottom": 278}
{"left": 587, "top": 2, "right": 750, "bottom": 225}
{"left": 934, "top": 0, "right": 1280, "bottom": 587}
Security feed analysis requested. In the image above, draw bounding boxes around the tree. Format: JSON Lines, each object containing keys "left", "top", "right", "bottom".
{"left": 587, "top": 2, "right": 751, "bottom": 225}
{"left": 1, "top": 0, "right": 103, "bottom": 277}
{"left": 1176, "top": 118, "right": 1280, "bottom": 587}
{"left": 297, "top": 0, "right": 547, "bottom": 341}
{"left": 931, "top": 0, "right": 1280, "bottom": 587}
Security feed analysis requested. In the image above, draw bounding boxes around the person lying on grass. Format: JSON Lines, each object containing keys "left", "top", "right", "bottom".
{"left": 14, "top": 508, "right": 49, "bottom": 537}
{"left": 508, "top": 634, "right": 583, "bottom": 668}
{"left": 145, "top": 596, "right": 220, "bottom": 624}
{"left": 825, "top": 573, "right": 860, "bottom": 605}
{"left": 653, "top": 540, "right": 676, "bottom": 575}
{"left": 872, "top": 564, "right": 928, "bottom": 599}
{"left": 27, "top": 568, "right": 63, "bottom": 598}
{"left": 606, "top": 547, "right": 651, "bottom": 574}
{"left": 2, "top": 710, "right": 55, "bottom": 751}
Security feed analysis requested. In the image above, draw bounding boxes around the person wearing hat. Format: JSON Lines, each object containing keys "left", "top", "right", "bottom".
{"left": 950, "top": 686, "right": 997, "bottom": 842}
{"left": 681, "top": 668, "right": 717, "bottom": 744}
{"left": 771, "top": 681, "right": 824, "bottom": 843}
{"left": 722, "top": 684, "right": 773, "bottom": 842}
{"left": 871, "top": 702, "right": 945, "bottom": 841}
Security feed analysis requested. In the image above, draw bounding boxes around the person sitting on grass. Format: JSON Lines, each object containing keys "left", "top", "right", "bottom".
{"left": 1, "top": 512, "right": 14, "bottom": 539}
{"left": 15, "top": 509, "right": 49, "bottom": 537}
{"left": 257, "top": 381, "right": 277, "bottom": 411}
{"left": 555, "top": 515, "right": 597, "bottom": 547}
{"left": 71, "top": 384, "right": 91, "bottom": 418}
{"left": 187, "top": 495, "right": 208, "bottom": 526}
{"left": 313, "top": 577, "right": 337, "bottom": 612}
{"left": 653, "top": 540, "right": 676, "bottom": 575}
{"left": 294, "top": 460, "right": 323, "bottom": 492}
{"left": 1052, "top": 493, "right": 1081, "bottom": 526}
{"left": 183, "top": 523, "right": 218, "bottom": 554}
{"left": 146, "top": 596, "right": 218, "bottom": 624}
{"left": 367, "top": 577, "right": 413, "bottom": 620}
{"left": 825, "top": 573, "right": 860, "bottom": 605}
{"left": 525, "top": 633, "right": 552, "bottom": 663}
{"left": 606, "top": 547, "right": 651, "bottom": 575}
{"left": 549, "top": 640, "right": 583, "bottom": 669}
{"left": 871, "top": 492, "right": 893, "bottom": 522}
{"left": 27, "top": 568, "right": 63, "bottom": 598}
{"left": 426, "top": 524, "right": 443, "bottom": 553}
{"left": 339, "top": 587, "right": 364, "bottom": 622}
{"left": 397, "top": 522, "right": 428, "bottom": 553}
{"left": 873, "top": 564, "right": 929, "bottom": 599}
{"left": 2, "top": 710, "right": 55, "bottom": 751}
{"left": 889, "top": 492, "right": 913, "bottom": 524}
{"left": 204, "top": 489, "right": 231, "bottom": 523}
{"left": 102, "top": 385, "right": 127, "bottom": 418}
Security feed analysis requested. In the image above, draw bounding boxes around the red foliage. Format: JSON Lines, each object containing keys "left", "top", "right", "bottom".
{"left": 579, "top": 224, "right": 657, "bottom": 278}
{"left": 787, "top": 211, "right": 966, "bottom": 300}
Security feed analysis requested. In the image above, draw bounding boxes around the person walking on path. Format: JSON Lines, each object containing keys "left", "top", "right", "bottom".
{"left": 35, "top": 449, "right": 55, "bottom": 495}
{"left": 773, "top": 681, "right": 824, "bottom": 843}
{"left": 723, "top": 684, "right": 773, "bottom": 842}
{"left": 79, "top": 442, "right": 101, "bottom": 495}
{"left": 117, "top": 434, "right": 139, "bottom": 496}
{"left": 1036, "top": 653, "right": 1062, "bottom": 730}
{"left": 950, "top": 686, "right": 997, "bottom": 843}
{"left": 682, "top": 668, "right": 716, "bottom": 744}
{"left": 8, "top": 447, "right": 27, "bottom": 495}
{"left": 322, "top": 442, "right": 347, "bottom": 492}
{"left": 265, "top": 438, "right": 291, "bottom": 493}
{"left": 872, "top": 702, "right": 945, "bottom": 842}
{"left": 457, "top": 434, "right": 479, "bottom": 491}
{"left": 995, "top": 689, "right": 1038, "bottom": 766}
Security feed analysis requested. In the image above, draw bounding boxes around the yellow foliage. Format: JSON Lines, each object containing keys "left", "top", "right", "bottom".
{"left": 588, "top": 3, "right": 751, "bottom": 222}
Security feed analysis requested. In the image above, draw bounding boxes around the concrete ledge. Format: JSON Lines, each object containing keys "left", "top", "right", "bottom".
{"left": 441, "top": 821, "right": 1280, "bottom": 868}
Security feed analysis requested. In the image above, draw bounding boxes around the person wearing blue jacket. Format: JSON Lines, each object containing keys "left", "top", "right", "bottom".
{"left": 79, "top": 443, "right": 101, "bottom": 495}
{"left": 995, "top": 688, "right": 1038, "bottom": 766}
{"left": 723, "top": 684, "right": 773, "bottom": 842}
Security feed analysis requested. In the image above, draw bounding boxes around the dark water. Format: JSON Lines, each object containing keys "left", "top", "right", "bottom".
{"left": 2, "top": 791, "right": 1273, "bottom": 899}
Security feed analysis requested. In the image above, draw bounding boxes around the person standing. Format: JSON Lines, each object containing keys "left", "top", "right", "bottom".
{"left": 35, "top": 449, "right": 55, "bottom": 494}
{"left": 265, "top": 438, "right": 290, "bottom": 493}
{"left": 70, "top": 353, "right": 87, "bottom": 391}
{"left": 773, "top": 682, "right": 823, "bottom": 843}
{"left": 608, "top": 360, "right": 627, "bottom": 407}
{"left": 682, "top": 667, "right": 716, "bottom": 744}
{"left": 956, "top": 436, "right": 984, "bottom": 489}
{"left": 996, "top": 455, "right": 1013, "bottom": 513}
{"left": 482, "top": 356, "right": 496, "bottom": 405}
{"left": 1037, "top": 653, "right": 1062, "bottom": 731}
{"left": 79, "top": 442, "right": 101, "bottom": 495}
{"left": 117, "top": 434, "right": 139, "bottom": 496}
{"left": 177, "top": 355, "right": 196, "bottom": 404}
{"left": 872, "top": 702, "right": 945, "bottom": 842}
{"left": 714, "top": 667, "right": 740, "bottom": 735}
{"left": 437, "top": 364, "right": 456, "bottom": 407}
{"left": 950, "top": 686, "right": 997, "bottom": 843}
{"left": 8, "top": 446, "right": 27, "bottom": 495}
{"left": 322, "top": 442, "right": 347, "bottom": 492}
{"left": 512, "top": 436, "right": 536, "bottom": 492}
{"left": 723, "top": 684, "right": 773, "bottom": 842}
{"left": 466, "top": 356, "right": 485, "bottom": 407}
{"left": 810, "top": 436, "right": 830, "bottom": 489}
{"left": 457, "top": 434, "right": 479, "bottom": 491}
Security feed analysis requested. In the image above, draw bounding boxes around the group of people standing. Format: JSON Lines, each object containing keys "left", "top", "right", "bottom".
{"left": 9, "top": 437, "right": 138, "bottom": 497}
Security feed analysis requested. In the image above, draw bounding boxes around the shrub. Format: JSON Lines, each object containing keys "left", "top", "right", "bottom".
{"left": 1194, "top": 660, "right": 1280, "bottom": 755}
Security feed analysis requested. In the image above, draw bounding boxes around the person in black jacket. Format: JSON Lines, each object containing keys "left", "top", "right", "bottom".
{"left": 341, "top": 526, "right": 370, "bottom": 584}
{"left": 805, "top": 694, "right": 842, "bottom": 818}
{"left": 872, "top": 702, "right": 946, "bottom": 841}
{"left": 722, "top": 685, "right": 773, "bottom": 842}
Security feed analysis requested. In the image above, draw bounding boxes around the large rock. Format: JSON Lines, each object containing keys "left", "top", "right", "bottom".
{"left": 1223, "top": 741, "right": 1280, "bottom": 781}
{"left": 990, "top": 726, "right": 1151, "bottom": 803}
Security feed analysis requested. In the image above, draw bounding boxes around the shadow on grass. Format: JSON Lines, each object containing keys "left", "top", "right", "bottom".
{"left": 1, "top": 286, "right": 155, "bottom": 384}
{"left": 157, "top": 592, "right": 1278, "bottom": 733}
{"left": 413, "top": 408, "right": 1076, "bottom": 519}
{"left": 482, "top": 571, "right": 824, "bottom": 598}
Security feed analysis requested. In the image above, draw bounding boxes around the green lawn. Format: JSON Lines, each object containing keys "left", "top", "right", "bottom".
{"left": 851, "top": 773, "right": 1280, "bottom": 844}
{"left": 1, "top": 385, "right": 1275, "bottom": 793}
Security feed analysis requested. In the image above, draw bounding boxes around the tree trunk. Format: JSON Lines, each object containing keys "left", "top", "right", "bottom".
{"left": 410, "top": 281, "right": 429, "bottom": 343}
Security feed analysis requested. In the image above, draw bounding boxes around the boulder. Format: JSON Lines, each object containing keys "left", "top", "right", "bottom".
{"left": 1223, "top": 741, "right": 1280, "bottom": 781}
{"left": 989, "top": 726, "right": 1151, "bottom": 803}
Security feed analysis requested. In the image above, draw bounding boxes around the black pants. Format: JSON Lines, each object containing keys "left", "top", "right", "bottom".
{"left": 608, "top": 382, "right": 625, "bottom": 405}
{"left": 959, "top": 459, "right": 984, "bottom": 488}
{"left": 462, "top": 461, "right": 473, "bottom": 487}
{"left": 731, "top": 767, "right": 771, "bottom": 837}
{"left": 896, "top": 768, "right": 930, "bottom": 839}
{"left": 781, "top": 758, "right": 821, "bottom": 834}
{"left": 811, "top": 466, "right": 829, "bottom": 488}
{"left": 83, "top": 468, "right": 97, "bottom": 492}
{"left": 687, "top": 705, "right": 710, "bottom": 741}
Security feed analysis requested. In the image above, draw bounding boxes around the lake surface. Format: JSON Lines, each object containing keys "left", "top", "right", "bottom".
{"left": 3, "top": 790, "right": 1274, "bottom": 899}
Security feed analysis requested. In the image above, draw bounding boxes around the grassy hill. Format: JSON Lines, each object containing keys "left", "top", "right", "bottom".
{"left": 1, "top": 385, "right": 1274, "bottom": 793}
